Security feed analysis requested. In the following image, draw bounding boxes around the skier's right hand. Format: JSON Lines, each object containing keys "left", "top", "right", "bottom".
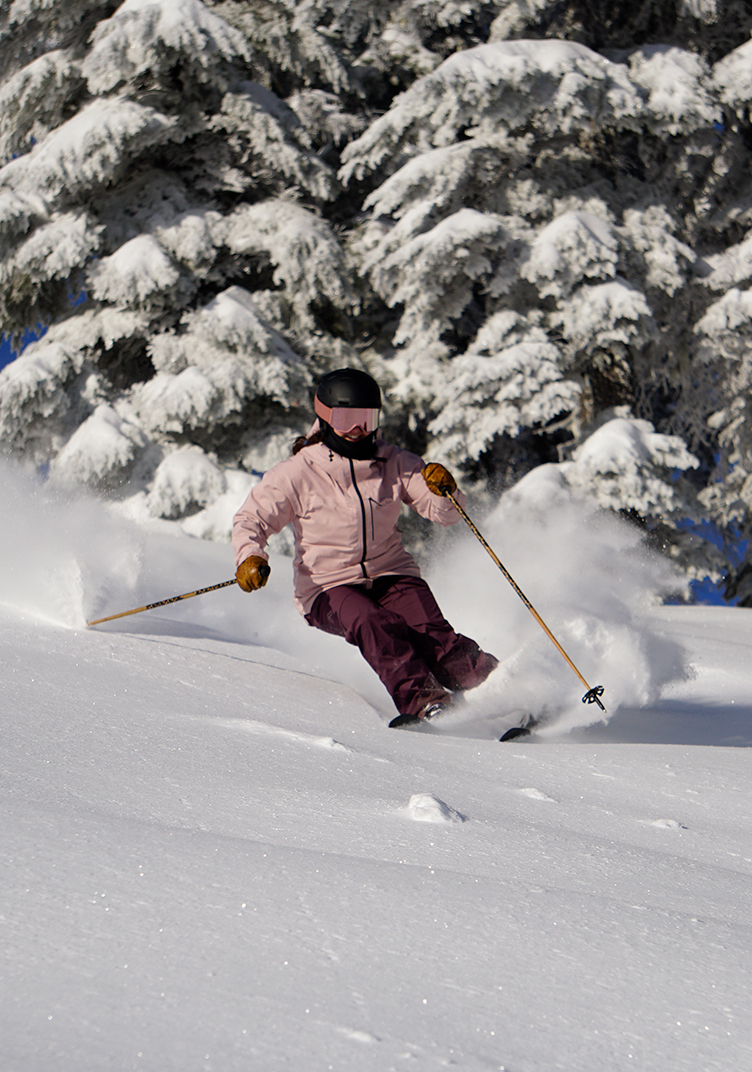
{"left": 236, "top": 556, "right": 271, "bottom": 592}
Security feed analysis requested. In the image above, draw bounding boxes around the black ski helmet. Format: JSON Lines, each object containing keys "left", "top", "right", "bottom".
{"left": 315, "top": 368, "right": 381, "bottom": 410}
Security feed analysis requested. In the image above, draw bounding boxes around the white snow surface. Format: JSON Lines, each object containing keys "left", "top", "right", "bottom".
{"left": 2, "top": 459, "right": 751, "bottom": 1072}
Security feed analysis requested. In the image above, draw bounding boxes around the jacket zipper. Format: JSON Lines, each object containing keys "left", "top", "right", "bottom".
{"left": 349, "top": 458, "right": 369, "bottom": 578}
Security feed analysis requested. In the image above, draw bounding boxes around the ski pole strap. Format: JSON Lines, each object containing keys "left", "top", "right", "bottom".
{"left": 445, "top": 491, "right": 606, "bottom": 713}
{"left": 86, "top": 578, "right": 238, "bottom": 627}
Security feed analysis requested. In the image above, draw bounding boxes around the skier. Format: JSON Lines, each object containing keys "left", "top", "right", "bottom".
{"left": 232, "top": 368, "right": 498, "bottom": 727}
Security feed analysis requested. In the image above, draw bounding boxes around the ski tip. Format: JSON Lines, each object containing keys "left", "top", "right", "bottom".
{"left": 499, "top": 715, "right": 539, "bottom": 742}
{"left": 499, "top": 725, "right": 532, "bottom": 741}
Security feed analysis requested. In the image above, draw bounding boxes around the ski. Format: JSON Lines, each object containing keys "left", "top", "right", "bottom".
{"left": 499, "top": 716, "right": 539, "bottom": 741}
{"left": 392, "top": 710, "right": 543, "bottom": 741}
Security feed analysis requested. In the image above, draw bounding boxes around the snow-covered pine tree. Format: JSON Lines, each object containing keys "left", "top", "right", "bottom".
{"left": 2, "top": 0, "right": 752, "bottom": 597}
{"left": 0, "top": 0, "right": 521, "bottom": 531}
{"left": 338, "top": 26, "right": 752, "bottom": 591}
{"left": 692, "top": 40, "right": 752, "bottom": 603}
{"left": 0, "top": 0, "right": 362, "bottom": 530}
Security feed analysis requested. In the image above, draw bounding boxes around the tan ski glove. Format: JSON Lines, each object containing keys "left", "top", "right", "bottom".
{"left": 422, "top": 462, "right": 457, "bottom": 497}
{"left": 236, "top": 556, "right": 271, "bottom": 592}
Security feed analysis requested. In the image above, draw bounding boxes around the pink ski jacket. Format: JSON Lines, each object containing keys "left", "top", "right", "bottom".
{"left": 232, "top": 438, "right": 465, "bottom": 615}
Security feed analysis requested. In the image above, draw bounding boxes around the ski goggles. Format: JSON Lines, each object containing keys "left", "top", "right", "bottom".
{"left": 314, "top": 398, "right": 381, "bottom": 435}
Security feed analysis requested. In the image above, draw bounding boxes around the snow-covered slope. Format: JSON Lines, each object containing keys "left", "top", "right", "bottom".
{"left": 2, "top": 461, "right": 752, "bottom": 1072}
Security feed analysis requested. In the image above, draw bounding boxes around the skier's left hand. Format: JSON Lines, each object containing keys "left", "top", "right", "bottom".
{"left": 422, "top": 462, "right": 457, "bottom": 496}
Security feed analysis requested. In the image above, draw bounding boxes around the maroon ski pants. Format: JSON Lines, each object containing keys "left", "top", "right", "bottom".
{"left": 306, "top": 575, "right": 497, "bottom": 723}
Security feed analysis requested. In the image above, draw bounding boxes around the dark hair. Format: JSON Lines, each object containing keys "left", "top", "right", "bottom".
{"left": 291, "top": 428, "right": 326, "bottom": 455}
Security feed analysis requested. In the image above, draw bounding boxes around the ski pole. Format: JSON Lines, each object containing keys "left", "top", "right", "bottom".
{"left": 86, "top": 578, "right": 239, "bottom": 627}
{"left": 445, "top": 491, "right": 606, "bottom": 711}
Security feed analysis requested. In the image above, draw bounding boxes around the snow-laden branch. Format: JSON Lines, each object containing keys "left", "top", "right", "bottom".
{"left": 428, "top": 334, "right": 581, "bottom": 463}
{"left": 0, "top": 98, "right": 176, "bottom": 202}
{"left": 624, "top": 45, "right": 717, "bottom": 136}
{"left": 132, "top": 286, "right": 309, "bottom": 434}
{"left": 566, "top": 417, "right": 699, "bottom": 518}
{"left": 340, "top": 40, "right": 644, "bottom": 183}
{"left": 146, "top": 444, "right": 227, "bottom": 519}
{"left": 519, "top": 211, "right": 619, "bottom": 300}
{"left": 366, "top": 207, "right": 508, "bottom": 346}
{"left": 88, "top": 234, "right": 182, "bottom": 307}
{"left": 0, "top": 211, "right": 101, "bottom": 291}
{"left": 699, "top": 231, "right": 752, "bottom": 291}
{"left": 552, "top": 279, "right": 655, "bottom": 356}
{"left": 0, "top": 341, "right": 85, "bottom": 457}
{"left": 221, "top": 199, "right": 354, "bottom": 329}
{"left": 50, "top": 402, "right": 147, "bottom": 487}
{"left": 211, "top": 84, "right": 335, "bottom": 202}
{"left": 713, "top": 37, "right": 752, "bottom": 110}
{"left": 83, "top": 0, "right": 251, "bottom": 93}
{"left": 0, "top": 50, "right": 80, "bottom": 165}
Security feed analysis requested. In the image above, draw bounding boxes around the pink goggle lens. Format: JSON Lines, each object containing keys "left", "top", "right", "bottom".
{"left": 315, "top": 400, "right": 381, "bottom": 434}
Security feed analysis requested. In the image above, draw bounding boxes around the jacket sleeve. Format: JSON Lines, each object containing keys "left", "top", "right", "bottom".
{"left": 232, "top": 465, "right": 298, "bottom": 569}
{"left": 398, "top": 450, "right": 466, "bottom": 526}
